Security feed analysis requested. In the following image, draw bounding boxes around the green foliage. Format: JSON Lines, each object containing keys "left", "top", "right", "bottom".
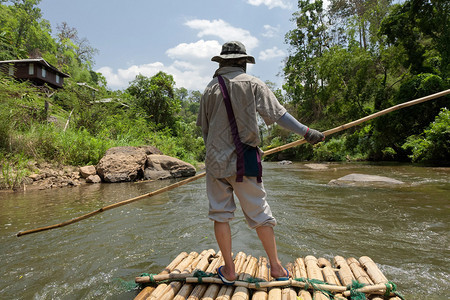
{"left": 127, "top": 72, "right": 181, "bottom": 130}
{"left": 313, "top": 137, "right": 348, "bottom": 161}
{"left": 0, "top": 152, "right": 28, "bottom": 190}
{"left": 402, "top": 108, "right": 450, "bottom": 163}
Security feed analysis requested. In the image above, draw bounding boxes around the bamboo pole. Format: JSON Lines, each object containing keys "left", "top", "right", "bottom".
{"left": 149, "top": 252, "right": 199, "bottom": 300}
{"left": 280, "top": 263, "right": 296, "bottom": 300}
{"left": 173, "top": 249, "right": 216, "bottom": 300}
{"left": 216, "top": 252, "right": 248, "bottom": 300}
{"left": 252, "top": 256, "right": 270, "bottom": 300}
{"left": 159, "top": 250, "right": 208, "bottom": 300}
{"left": 321, "top": 260, "right": 345, "bottom": 300}
{"left": 134, "top": 251, "right": 189, "bottom": 300}
{"left": 359, "top": 256, "right": 402, "bottom": 300}
{"left": 16, "top": 172, "right": 207, "bottom": 237}
{"left": 333, "top": 256, "right": 355, "bottom": 286}
{"left": 346, "top": 257, "right": 383, "bottom": 300}
{"left": 263, "top": 89, "right": 450, "bottom": 156}
{"left": 199, "top": 253, "right": 224, "bottom": 300}
{"left": 231, "top": 255, "right": 258, "bottom": 300}
{"left": 346, "top": 257, "right": 373, "bottom": 285}
{"left": 304, "top": 256, "right": 329, "bottom": 300}
{"left": 16, "top": 89, "right": 449, "bottom": 237}
{"left": 294, "top": 258, "right": 312, "bottom": 300}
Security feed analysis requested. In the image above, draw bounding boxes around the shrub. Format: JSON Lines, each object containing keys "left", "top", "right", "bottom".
{"left": 402, "top": 108, "right": 450, "bottom": 163}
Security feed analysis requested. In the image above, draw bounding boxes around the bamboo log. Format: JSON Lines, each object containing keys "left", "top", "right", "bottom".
{"left": 215, "top": 252, "right": 247, "bottom": 300}
{"left": 294, "top": 258, "right": 308, "bottom": 278}
{"left": 17, "top": 89, "right": 450, "bottom": 237}
{"left": 200, "top": 253, "right": 225, "bottom": 300}
{"left": 150, "top": 252, "right": 199, "bottom": 300}
{"left": 333, "top": 256, "right": 355, "bottom": 286}
{"left": 268, "top": 287, "right": 281, "bottom": 300}
{"left": 321, "top": 260, "right": 345, "bottom": 300}
{"left": 317, "top": 258, "right": 332, "bottom": 268}
{"left": 297, "top": 290, "right": 312, "bottom": 300}
{"left": 252, "top": 256, "right": 269, "bottom": 300}
{"left": 160, "top": 250, "right": 209, "bottom": 300}
{"left": 347, "top": 257, "right": 373, "bottom": 285}
{"left": 359, "top": 256, "right": 402, "bottom": 300}
{"left": 263, "top": 89, "right": 450, "bottom": 156}
{"left": 281, "top": 287, "right": 297, "bottom": 300}
{"left": 231, "top": 255, "right": 258, "bottom": 300}
{"left": 280, "top": 264, "right": 296, "bottom": 300}
{"left": 304, "top": 256, "right": 329, "bottom": 300}
{"left": 173, "top": 249, "right": 216, "bottom": 300}
{"left": 134, "top": 252, "right": 189, "bottom": 300}
{"left": 294, "top": 258, "right": 312, "bottom": 300}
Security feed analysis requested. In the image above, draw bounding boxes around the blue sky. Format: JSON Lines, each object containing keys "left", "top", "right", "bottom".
{"left": 39, "top": 0, "right": 302, "bottom": 91}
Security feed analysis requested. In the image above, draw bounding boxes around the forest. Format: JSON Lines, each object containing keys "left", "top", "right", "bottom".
{"left": 0, "top": 0, "right": 449, "bottom": 190}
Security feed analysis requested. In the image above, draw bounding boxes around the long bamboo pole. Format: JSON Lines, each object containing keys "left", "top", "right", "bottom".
{"left": 263, "top": 89, "right": 450, "bottom": 156}
{"left": 16, "top": 89, "right": 450, "bottom": 237}
{"left": 16, "top": 172, "right": 206, "bottom": 237}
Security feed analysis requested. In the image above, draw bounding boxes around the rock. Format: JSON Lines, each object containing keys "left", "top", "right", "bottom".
{"left": 278, "top": 160, "right": 292, "bottom": 165}
{"left": 96, "top": 146, "right": 147, "bottom": 183}
{"left": 29, "top": 173, "right": 44, "bottom": 181}
{"left": 79, "top": 165, "right": 97, "bottom": 179}
{"left": 328, "top": 173, "right": 404, "bottom": 186}
{"left": 138, "top": 145, "right": 163, "bottom": 155}
{"left": 144, "top": 155, "right": 196, "bottom": 180}
{"left": 86, "top": 175, "right": 102, "bottom": 184}
{"left": 305, "top": 163, "right": 329, "bottom": 170}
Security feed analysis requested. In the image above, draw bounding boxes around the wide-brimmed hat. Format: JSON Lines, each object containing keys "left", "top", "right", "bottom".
{"left": 211, "top": 41, "right": 255, "bottom": 64}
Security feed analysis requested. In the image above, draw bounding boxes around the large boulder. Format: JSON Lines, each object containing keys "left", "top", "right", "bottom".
{"left": 328, "top": 173, "right": 404, "bottom": 186}
{"left": 96, "top": 146, "right": 148, "bottom": 183}
{"left": 144, "top": 155, "right": 196, "bottom": 180}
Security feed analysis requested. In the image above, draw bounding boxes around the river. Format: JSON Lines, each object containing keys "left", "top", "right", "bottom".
{"left": 0, "top": 162, "right": 448, "bottom": 299}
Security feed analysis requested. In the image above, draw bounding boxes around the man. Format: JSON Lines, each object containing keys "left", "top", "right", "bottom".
{"left": 197, "top": 41, "right": 324, "bottom": 284}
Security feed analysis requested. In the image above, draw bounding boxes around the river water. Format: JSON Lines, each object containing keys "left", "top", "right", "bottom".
{"left": 0, "top": 162, "right": 448, "bottom": 299}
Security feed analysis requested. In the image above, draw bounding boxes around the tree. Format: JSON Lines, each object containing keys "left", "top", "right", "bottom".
{"left": 284, "top": 0, "right": 329, "bottom": 123}
{"left": 0, "top": 0, "right": 55, "bottom": 58}
{"left": 127, "top": 72, "right": 181, "bottom": 130}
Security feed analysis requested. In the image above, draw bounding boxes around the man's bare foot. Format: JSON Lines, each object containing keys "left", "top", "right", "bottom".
{"left": 217, "top": 265, "right": 237, "bottom": 283}
{"left": 270, "top": 264, "right": 289, "bottom": 279}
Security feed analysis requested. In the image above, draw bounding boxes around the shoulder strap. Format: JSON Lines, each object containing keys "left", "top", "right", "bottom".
{"left": 217, "top": 75, "right": 245, "bottom": 182}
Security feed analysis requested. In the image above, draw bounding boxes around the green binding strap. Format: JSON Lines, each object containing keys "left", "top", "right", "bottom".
{"left": 385, "top": 281, "right": 406, "bottom": 300}
{"left": 193, "top": 270, "right": 215, "bottom": 284}
{"left": 295, "top": 277, "right": 335, "bottom": 299}
{"left": 347, "top": 280, "right": 367, "bottom": 300}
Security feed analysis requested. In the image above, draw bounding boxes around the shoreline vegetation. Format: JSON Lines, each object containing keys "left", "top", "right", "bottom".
{"left": 1, "top": 0, "right": 449, "bottom": 191}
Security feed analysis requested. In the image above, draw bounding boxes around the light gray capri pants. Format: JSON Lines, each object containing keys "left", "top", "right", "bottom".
{"left": 206, "top": 173, "right": 277, "bottom": 229}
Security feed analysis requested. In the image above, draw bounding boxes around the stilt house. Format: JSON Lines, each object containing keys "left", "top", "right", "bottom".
{"left": 0, "top": 58, "right": 69, "bottom": 89}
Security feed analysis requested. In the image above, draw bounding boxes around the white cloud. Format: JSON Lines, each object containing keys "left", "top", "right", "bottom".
{"left": 166, "top": 39, "right": 221, "bottom": 61}
{"left": 185, "top": 19, "right": 259, "bottom": 50}
{"left": 262, "top": 24, "right": 280, "bottom": 38}
{"left": 97, "top": 19, "right": 261, "bottom": 91}
{"left": 258, "top": 46, "right": 286, "bottom": 61}
{"left": 97, "top": 60, "right": 213, "bottom": 91}
{"left": 246, "top": 0, "right": 292, "bottom": 9}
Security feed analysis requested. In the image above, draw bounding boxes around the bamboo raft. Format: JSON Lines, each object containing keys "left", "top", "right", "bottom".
{"left": 134, "top": 249, "right": 404, "bottom": 300}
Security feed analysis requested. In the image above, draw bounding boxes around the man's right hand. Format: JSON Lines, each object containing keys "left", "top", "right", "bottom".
{"left": 304, "top": 128, "right": 325, "bottom": 145}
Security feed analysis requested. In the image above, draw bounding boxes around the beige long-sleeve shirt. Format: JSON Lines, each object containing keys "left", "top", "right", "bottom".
{"left": 197, "top": 67, "right": 286, "bottom": 178}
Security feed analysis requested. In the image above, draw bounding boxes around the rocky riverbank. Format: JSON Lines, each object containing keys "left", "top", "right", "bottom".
{"left": 6, "top": 146, "right": 198, "bottom": 192}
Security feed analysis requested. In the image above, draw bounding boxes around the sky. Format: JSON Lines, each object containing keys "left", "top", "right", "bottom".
{"left": 39, "top": 0, "right": 302, "bottom": 91}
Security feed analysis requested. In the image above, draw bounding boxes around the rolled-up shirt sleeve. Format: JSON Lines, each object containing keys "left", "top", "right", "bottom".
{"left": 255, "top": 82, "right": 287, "bottom": 126}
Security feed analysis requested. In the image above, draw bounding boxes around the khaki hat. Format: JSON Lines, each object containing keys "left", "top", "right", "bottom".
{"left": 211, "top": 41, "right": 255, "bottom": 64}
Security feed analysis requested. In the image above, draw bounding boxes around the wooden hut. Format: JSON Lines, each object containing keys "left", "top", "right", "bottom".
{"left": 0, "top": 58, "right": 69, "bottom": 89}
